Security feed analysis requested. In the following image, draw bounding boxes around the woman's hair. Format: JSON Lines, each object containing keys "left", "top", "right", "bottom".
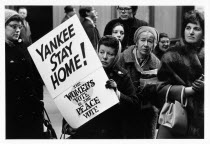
{"left": 131, "top": 6, "right": 138, "bottom": 17}
{"left": 112, "top": 22, "right": 124, "bottom": 33}
{"left": 98, "top": 35, "right": 120, "bottom": 55}
{"left": 182, "top": 10, "right": 204, "bottom": 38}
{"left": 159, "top": 33, "right": 169, "bottom": 41}
{"left": 5, "top": 15, "right": 23, "bottom": 26}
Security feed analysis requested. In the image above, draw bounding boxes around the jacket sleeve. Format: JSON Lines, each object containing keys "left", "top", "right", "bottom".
{"left": 157, "top": 52, "right": 186, "bottom": 108}
{"left": 118, "top": 73, "right": 139, "bottom": 110}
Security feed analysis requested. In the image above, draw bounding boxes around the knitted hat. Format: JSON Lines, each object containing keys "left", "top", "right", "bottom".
{"left": 5, "top": 9, "right": 20, "bottom": 24}
{"left": 134, "top": 26, "right": 159, "bottom": 47}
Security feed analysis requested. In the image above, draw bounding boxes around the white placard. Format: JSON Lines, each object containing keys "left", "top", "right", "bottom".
{"left": 28, "top": 15, "right": 119, "bottom": 128}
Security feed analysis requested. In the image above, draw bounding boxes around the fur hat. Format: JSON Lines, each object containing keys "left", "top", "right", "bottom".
{"left": 5, "top": 9, "right": 20, "bottom": 24}
{"left": 134, "top": 26, "right": 159, "bottom": 48}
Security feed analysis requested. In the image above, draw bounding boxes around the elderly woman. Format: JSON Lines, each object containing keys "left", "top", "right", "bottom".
{"left": 156, "top": 10, "right": 204, "bottom": 138}
{"left": 62, "top": 35, "right": 138, "bottom": 138}
{"left": 5, "top": 9, "right": 43, "bottom": 139}
{"left": 119, "top": 26, "right": 160, "bottom": 138}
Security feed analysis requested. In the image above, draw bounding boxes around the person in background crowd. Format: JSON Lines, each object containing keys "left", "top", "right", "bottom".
{"left": 156, "top": 10, "right": 204, "bottom": 139}
{"left": 62, "top": 35, "right": 139, "bottom": 138}
{"left": 154, "top": 32, "right": 170, "bottom": 60}
{"left": 104, "top": 6, "right": 148, "bottom": 52}
{"left": 18, "top": 7, "right": 32, "bottom": 47}
{"left": 79, "top": 6, "right": 100, "bottom": 50}
{"left": 112, "top": 23, "right": 125, "bottom": 52}
{"left": 61, "top": 5, "right": 76, "bottom": 23}
{"left": 111, "top": 22, "right": 125, "bottom": 42}
{"left": 18, "top": 6, "right": 44, "bottom": 104}
{"left": 111, "top": 22, "right": 125, "bottom": 52}
{"left": 119, "top": 26, "right": 160, "bottom": 138}
{"left": 5, "top": 9, "right": 44, "bottom": 139}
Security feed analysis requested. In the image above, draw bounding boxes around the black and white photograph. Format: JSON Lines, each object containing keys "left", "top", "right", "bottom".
{"left": 0, "top": 0, "right": 209, "bottom": 144}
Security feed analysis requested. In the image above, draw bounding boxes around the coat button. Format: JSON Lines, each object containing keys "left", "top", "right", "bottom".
{"left": 10, "top": 60, "right": 14, "bottom": 63}
{"left": 17, "top": 114, "right": 23, "bottom": 120}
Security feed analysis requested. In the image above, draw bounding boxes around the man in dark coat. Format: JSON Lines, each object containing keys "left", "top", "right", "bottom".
{"left": 79, "top": 6, "right": 100, "bottom": 50}
{"left": 104, "top": 6, "right": 148, "bottom": 52}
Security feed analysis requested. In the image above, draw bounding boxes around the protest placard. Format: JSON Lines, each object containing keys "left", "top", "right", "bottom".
{"left": 28, "top": 15, "right": 119, "bottom": 128}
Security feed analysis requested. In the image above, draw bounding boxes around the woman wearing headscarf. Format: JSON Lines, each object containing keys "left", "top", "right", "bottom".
{"left": 62, "top": 35, "right": 138, "bottom": 139}
{"left": 119, "top": 26, "right": 160, "bottom": 138}
{"left": 156, "top": 10, "right": 204, "bottom": 138}
{"left": 5, "top": 9, "right": 43, "bottom": 139}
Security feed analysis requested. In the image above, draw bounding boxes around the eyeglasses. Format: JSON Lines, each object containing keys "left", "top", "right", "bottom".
{"left": 118, "top": 7, "right": 132, "bottom": 12}
{"left": 8, "top": 24, "right": 23, "bottom": 30}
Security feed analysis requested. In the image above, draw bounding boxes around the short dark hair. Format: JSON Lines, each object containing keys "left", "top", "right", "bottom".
{"left": 64, "top": 6, "right": 74, "bottom": 13}
{"left": 182, "top": 10, "right": 204, "bottom": 38}
{"left": 112, "top": 22, "right": 124, "bottom": 32}
{"left": 131, "top": 6, "right": 138, "bottom": 16}
{"left": 159, "top": 33, "right": 169, "bottom": 40}
{"left": 98, "top": 35, "right": 120, "bottom": 55}
{"left": 79, "top": 6, "right": 93, "bottom": 18}
{"left": 5, "top": 15, "right": 23, "bottom": 26}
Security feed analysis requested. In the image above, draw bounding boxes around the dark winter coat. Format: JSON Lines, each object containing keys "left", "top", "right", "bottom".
{"left": 6, "top": 41, "right": 43, "bottom": 139}
{"left": 157, "top": 44, "right": 204, "bottom": 138}
{"left": 104, "top": 17, "right": 148, "bottom": 52}
{"left": 68, "top": 64, "right": 139, "bottom": 139}
{"left": 81, "top": 18, "right": 100, "bottom": 50}
{"left": 118, "top": 45, "right": 160, "bottom": 138}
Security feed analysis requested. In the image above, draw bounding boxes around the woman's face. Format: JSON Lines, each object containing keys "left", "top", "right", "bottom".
{"left": 159, "top": 37, "right": 170, "bottom": 52}
{"left": 98, "top": 45, "right": 116, "bottom": 68}
{"left": 112, "top": 25, "right": 125, "bottom": 41}
{"left": 184, "top": 22, "right": 203, "bottom": 44}
{"left": 5, "top": 20, "right": 22, "bottom": 42}
{"left": 136, "top": 31, "right": 155, "bottom": 56}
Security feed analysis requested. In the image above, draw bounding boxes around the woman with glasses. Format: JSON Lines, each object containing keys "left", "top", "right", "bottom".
{"left": 5, "top": 9, "right": 44, "bottom": 139}
{"left": 104, "top": 6, "right": 148, "bottom": 52}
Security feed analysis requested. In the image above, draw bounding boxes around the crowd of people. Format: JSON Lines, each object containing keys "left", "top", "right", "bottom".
{"left": 5, "top": 5, "right": 204, "bottom": 139}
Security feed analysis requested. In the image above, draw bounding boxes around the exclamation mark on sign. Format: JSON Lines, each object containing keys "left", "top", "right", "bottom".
{"left": 80, "top": 42, "right": 87, "bottom": 66}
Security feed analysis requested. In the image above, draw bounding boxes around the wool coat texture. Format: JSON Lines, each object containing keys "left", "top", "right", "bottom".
{"left": 157, "top": 44, "right": 204, "bottom": 138}
{"left": 6, "top": 41, "right": 44, "bottom": 139}
{"left": 119, "top": 45, "right": 160, "bottom": 138}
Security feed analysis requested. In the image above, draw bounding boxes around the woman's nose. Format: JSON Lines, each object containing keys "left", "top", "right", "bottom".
{"left": 103, "top": 53, "right": 107, "bottom": 59}
{"left": 190, "top": 28, "right": 195, "bottom": 34}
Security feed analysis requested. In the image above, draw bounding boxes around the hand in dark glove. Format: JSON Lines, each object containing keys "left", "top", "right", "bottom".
{"left": 192, "top": 75, "right": 204, "bottom": 93}
{"left": 105, "top": 79, "right": 117, "bottom": 91}
{"left": 105, "top": 79, "right": 120, "bottom": 99}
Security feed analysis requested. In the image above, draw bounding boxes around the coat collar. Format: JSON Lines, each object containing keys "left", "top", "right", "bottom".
{"left": 121, "top": 45, "right": 136, "bottom": 63}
